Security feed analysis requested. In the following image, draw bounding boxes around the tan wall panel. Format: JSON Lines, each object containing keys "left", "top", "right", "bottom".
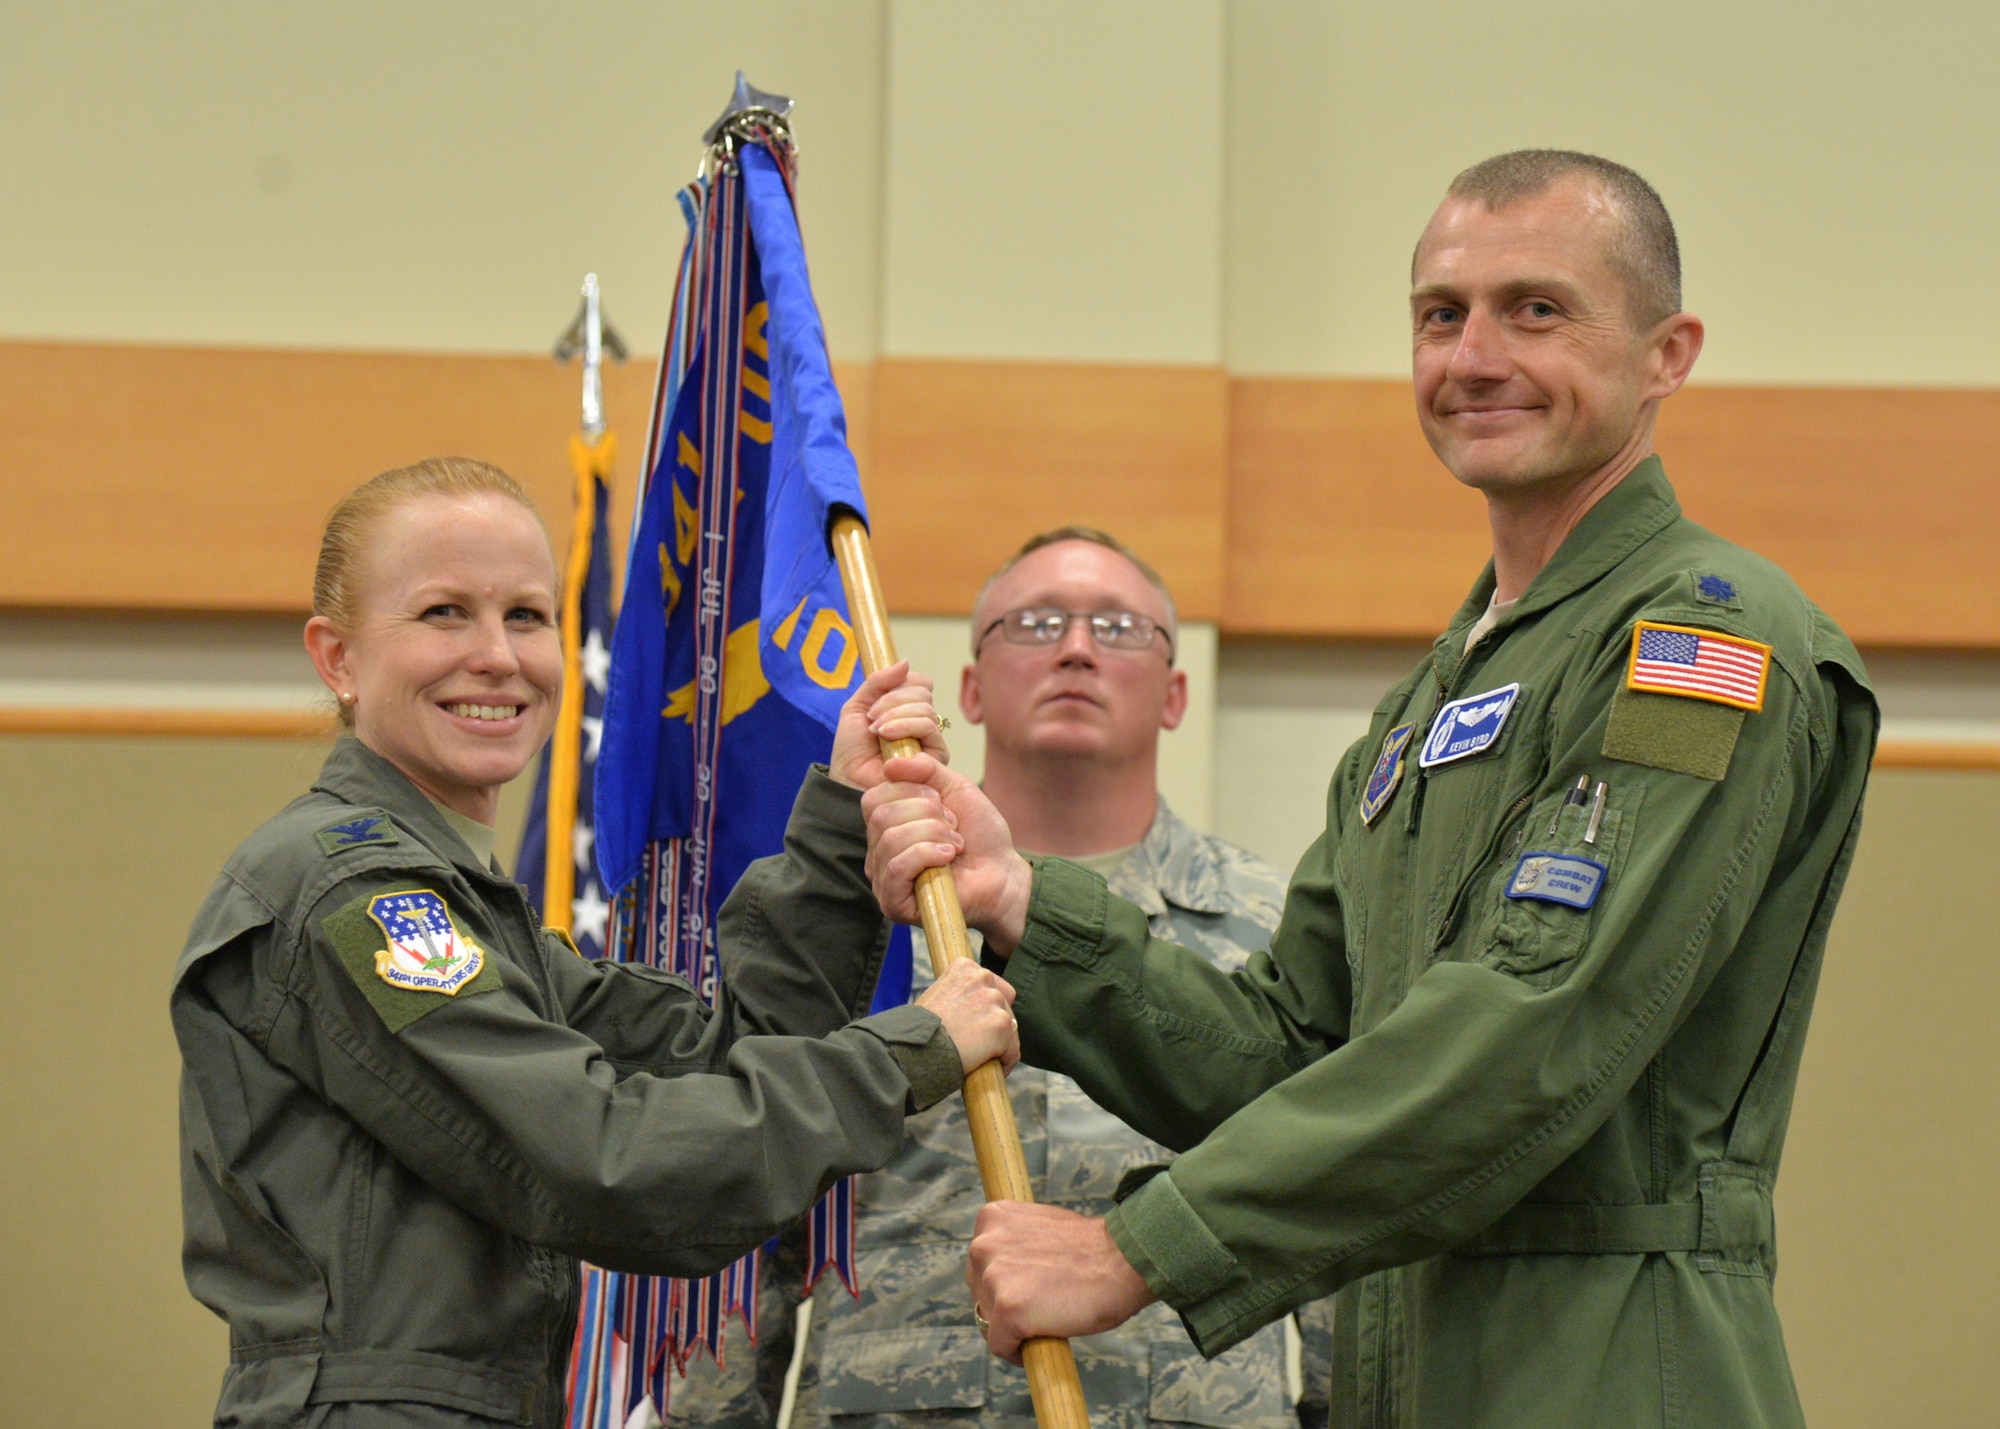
{"left": 1777, "top": 769, "right": 2000, "bottom": 1426}
{"left": 864, "top": 357, "right": 1229, "bottom": 618}
{"left": 880, "top": 1, "right": 1225, "bottom": 364}
{"left": 0, "top": 731, "right": 531, "bottom": 1425}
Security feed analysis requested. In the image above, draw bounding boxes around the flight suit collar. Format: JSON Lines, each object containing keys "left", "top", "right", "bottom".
{"left": 311, "top": 736, "right": 506, "bottom": 883}
{"left": 1431, "top": 456, "right": 1681, "bottom": 686}
{"left": 1113, "top": 797, "right": 1230, "bottom": 919}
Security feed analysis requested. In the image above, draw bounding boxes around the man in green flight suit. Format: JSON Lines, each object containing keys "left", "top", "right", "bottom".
{"left": 859, "top": 151, "right": 1878, "bottom": 1428}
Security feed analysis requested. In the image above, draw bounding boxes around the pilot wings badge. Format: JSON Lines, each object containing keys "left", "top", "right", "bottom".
{"left": 1419, "top": 683, "right": 1523, "bottom": 769}
{"left": 365, "top": 890, "right": 486, "bottom": 995}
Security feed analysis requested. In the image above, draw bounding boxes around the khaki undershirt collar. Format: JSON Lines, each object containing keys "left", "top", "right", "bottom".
{"left": 429, "top": 799, "right": 498, "bottom": 868}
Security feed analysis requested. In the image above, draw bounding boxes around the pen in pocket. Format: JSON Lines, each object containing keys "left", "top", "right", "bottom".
{"left": 1584, "top": 781, "right": 1609, "bottom": 845}
{"left": 1549, "top": 775, "right": 1591, "bottom": 836}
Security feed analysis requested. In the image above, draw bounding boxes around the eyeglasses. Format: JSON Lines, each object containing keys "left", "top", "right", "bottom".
{"left": 975, "top": 607, "right": 1173, "bottom": 660}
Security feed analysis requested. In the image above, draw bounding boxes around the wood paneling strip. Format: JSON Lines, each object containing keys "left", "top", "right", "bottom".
{"left": 865, "top": 357, "right": 1229, "bottom": 619}
{"left": 1872, "top": 742, "right": 2000, "bottom": 772}
{"left": 1224, "top": 377, "right": 2000, "bottom": 647}
{"left": 0, "top": 340, "right": 663, "bottom": 612}
{"left": 3, "top": 342, "right": 1995, "bottom": 646}
{"left": 0, "top": 707, "right": 335, "bottom": 739}
{"left": 1226, "top": 378, "right": 1488, "bottom": 638}
{"left": 1654, "top": 386, "right": 2000, "bottom": 648}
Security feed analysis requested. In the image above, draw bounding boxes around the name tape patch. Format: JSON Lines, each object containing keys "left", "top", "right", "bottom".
{"left": 1419, "top": 683, "right": 1522, "bottom": 769}
{"left": 1505, "top": 852, "right": 1606, "bottom": 910}
{"left": 1359, "top": 722, "right": 1416, "bottom": 825}
{"left": 1625, "top": 621, "right": 1771, "bottom": 712}
{"left": 364, "top": 890, "right": 485, "bottom": 996}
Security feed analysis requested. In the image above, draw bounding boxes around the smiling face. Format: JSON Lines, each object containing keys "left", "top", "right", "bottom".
{"left": 305, "top": 492, "right": 562, "bottom": 822}
{"left": 962, "top": 539, "right": 1186, "bottom": 769}
{"left": 1410, "top": 177, "right": 1691, "bottom": 497}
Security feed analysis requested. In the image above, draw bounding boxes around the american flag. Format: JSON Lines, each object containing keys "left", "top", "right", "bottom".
{"left": 1628, "top": 621, "right": 1770, "bottom": 710}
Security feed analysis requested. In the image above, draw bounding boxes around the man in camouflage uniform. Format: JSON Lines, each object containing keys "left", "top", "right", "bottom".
{"left": 674, "top": 528, "right": 1331, "bottom": 1428}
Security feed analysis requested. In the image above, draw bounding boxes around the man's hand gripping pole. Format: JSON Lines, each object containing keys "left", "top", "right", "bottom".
{"left": 830, "top": 513, "right": 1092, "bottom": 1429}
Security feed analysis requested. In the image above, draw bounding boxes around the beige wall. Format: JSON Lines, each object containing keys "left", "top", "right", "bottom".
{"left": 880, "top": 1, "right": 1225, "bottom": 363}
{"left": 1226, "top": 2, "right": 2000, "bottom": 384}
{"left": 18, "top": 3, "right": 1994, "bottom": 381}
{"left": 0, "top": 1, "right": 891, "bottom": 360}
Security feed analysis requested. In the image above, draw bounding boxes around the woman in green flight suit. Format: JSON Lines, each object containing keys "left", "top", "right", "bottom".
{"left": 172, "top": 457, "right": 1018, "bottom": 1429}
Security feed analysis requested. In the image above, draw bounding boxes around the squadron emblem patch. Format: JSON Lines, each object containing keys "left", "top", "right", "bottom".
{"left": 1419, "top": 683, "right": 1522, "bottom": 769}
{"left": 364, "top": 890, "right": 485, "bottom": 996}
{"left": 1359, "top": 722, "right": 1415, "bottom": 825}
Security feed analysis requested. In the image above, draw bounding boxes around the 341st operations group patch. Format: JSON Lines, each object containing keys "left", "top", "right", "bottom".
{"left": 364, "top": 890, "right": 486, "bottom": 995}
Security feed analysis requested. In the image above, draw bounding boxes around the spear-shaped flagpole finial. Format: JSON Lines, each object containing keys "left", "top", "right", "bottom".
{"left": 703, "top": 70, "right": 793, "bottom": 146}
{"left": 552, "top": 273, "right": 629, "bottom": 440}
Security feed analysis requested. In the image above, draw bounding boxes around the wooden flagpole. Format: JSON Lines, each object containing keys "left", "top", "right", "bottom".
{"left": 830, "top": 513, "right": 1092, "bottom": 1429}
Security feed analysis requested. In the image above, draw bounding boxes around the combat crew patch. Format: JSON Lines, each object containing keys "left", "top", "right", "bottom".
{"left": 1505, "top": 851, "right": 1607, "bottom": 910}
{"left": 323, "top": 883, "right": 504, "bottom": 1033}
{"left": 1359, "top": 722, "right": 1415, "bottom": 825}
{"left": 316, "top": 811, "right": 398, "bottom": 855}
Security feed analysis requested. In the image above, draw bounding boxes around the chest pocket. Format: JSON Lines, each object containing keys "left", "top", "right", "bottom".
{"left": 1473, "top": 784, "right": 1642, "bottom": 987}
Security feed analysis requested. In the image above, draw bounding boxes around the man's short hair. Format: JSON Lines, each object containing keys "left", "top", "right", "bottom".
{"left": 1444, "top": 150, "right": 1681, "bottom": 326}
{"left": 973, "top": 525, "right": 1178, "bottom": 651}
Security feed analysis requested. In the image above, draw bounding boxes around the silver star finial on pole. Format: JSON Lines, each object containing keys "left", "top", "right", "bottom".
{"left": 552, "top": 273, "right": 629, "bottom": 440}
{"left": 704, "top": 71, "right": 792, "bottom": 145}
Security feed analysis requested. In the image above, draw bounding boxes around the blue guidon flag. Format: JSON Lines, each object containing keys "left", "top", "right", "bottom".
{"left": 364, "top": 891, "right": 484, "bottom": 994}
{"left": 578, "top": 113, "right": 908, "bottom": 1427}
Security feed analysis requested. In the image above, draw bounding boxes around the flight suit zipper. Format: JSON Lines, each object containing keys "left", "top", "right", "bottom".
{"left": 1428, "top": 783, "right": 1539, "bottom": 959}
{"left": 1427, "top": 701, "right": 1555, "bottom": 958}
{"left": 1403, "top": 664, "right": 1454, "bottom": 837}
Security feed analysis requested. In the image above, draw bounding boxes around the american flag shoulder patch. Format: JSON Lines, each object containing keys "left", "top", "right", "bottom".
{"left": 1625, "top": 620, "right": 1772, "bottom": 712}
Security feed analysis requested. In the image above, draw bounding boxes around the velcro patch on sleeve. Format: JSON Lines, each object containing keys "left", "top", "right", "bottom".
{"left": 1625, "top": 620, "right": 1771, "bottom": 712}
{"left": 322, "top": 884, "right": 504, "bottom": 1033}
{"left": 1602, "top": 686, "right": 1746, "bottom": 780}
